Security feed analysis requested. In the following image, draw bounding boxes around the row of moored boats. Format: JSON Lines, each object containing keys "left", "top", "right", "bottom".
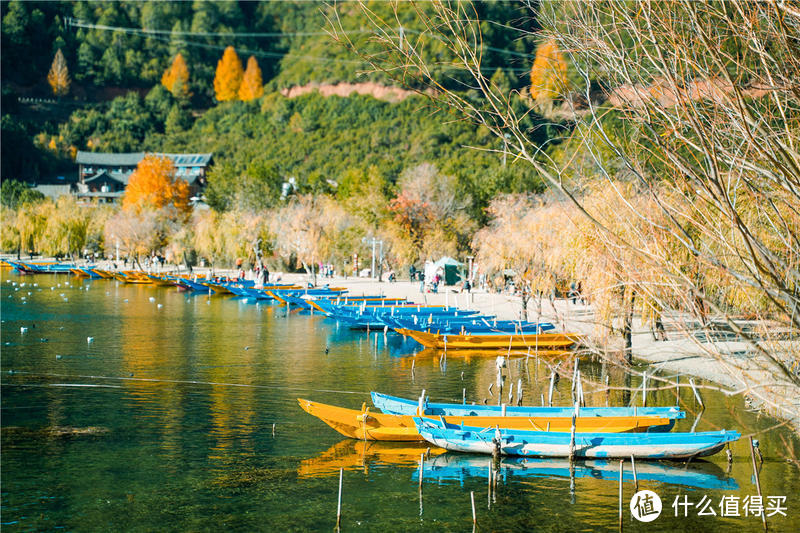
{"left": 5, "top": 259, "right": 740, "bottom": 459}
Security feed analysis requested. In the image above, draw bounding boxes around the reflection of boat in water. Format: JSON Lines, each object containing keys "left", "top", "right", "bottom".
{"left": 419, "top": 453, "right": 739, "bottom": 491}
{"left": 298, "top": 439, "right": 445, "bottom": 478}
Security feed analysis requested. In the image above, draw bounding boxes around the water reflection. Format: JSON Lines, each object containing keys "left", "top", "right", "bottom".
{"left": 298, "top": 440, "right": 444, "bottom": 478}
{"left": 420, "top": 453, "right": 739, "bottom": 491}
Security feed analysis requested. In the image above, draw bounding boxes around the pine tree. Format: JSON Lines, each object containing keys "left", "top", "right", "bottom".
{"left": 529, "top": 39, "right": 567, "bottom": 101}
{"left": 238, "top": 56, "right": 264, "bottom": 101}
{"left": 161, "top": 53, "right": 191, "bottom": 101}
{"left": 47, "top": 49, "right": 70, "bottom": 98}
{"left": 213, "top": 46, "right": 244, "bottom": 102}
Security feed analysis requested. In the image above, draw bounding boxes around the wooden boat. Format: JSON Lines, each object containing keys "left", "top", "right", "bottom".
{"left": 371, "top": 392, "right": 685, "bottom": 423}
{"left": 413, "top": 417, "right": 739, "bottom": 459}
{"left": 307, "top": 296, "right": 407, "bottom": 313}
{"left": 146, "top": 273, "right": 180, "bottom": 286}
{"left": 114, "top": 270, "right": 153, "bottom": 284}
{"left": 91, "top": 268, "right": 115, "bottom": 279}
{"left": 298, "top": 399, "right": 676, "bottom": 442}
{"left": 407, "top": 347, "right": 572, "bottom": 360}
{"left": 397, "top": 328, "right": 583, "bottom": 350}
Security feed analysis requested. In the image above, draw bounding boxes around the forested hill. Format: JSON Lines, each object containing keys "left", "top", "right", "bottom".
{"left": 2, "top": 1, "right": 536, "bottom": 99}
{"left": 1, "top": 1, "right": 548, "bottom": 215}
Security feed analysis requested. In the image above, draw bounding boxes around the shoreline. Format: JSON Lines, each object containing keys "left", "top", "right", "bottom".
{"left": 4, "top": 257, "right": 798, "bottom": 433}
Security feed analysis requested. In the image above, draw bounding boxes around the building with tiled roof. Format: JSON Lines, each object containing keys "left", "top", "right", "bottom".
{"left": 75, "top": 151, "right": 213, "bottom": 204}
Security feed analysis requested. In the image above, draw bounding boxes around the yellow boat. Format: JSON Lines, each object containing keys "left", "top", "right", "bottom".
{"left": 145, "top": 273, "right": 179, "bottom": 286}
{"left": 298, "top": 399, "right": 672, "bottom": 442}
{"left": 396, "top": 328, "right": 583, "bottom": 351}
{"left": 114, "top": 270, "right": 153, "bottom": 284}
{"left": 406, "top": 347, "right": 572, "bottom": 361}
{"left": 298, "top": 439, "right": 445, "bottom": 478}
{"left": 91, "top": 268, "right": 115, "bottom": 279}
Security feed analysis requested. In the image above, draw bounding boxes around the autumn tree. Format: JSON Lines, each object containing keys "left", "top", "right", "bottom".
{"left": 213, "top": 46, "right": 244, "bottom": 102}
{"left": 238, "top": 56, "right": 264, "bottom": 101}
{"left": 529, "top": 39, "right": 567, "bottom": 101}
{"left": 47, "top": 48, "right": 70, "bottom": 98}
{"left": 161, "top": 53, "right": 191, "bottom": 101}
{"left": 339, "top": 1, "right": 800, "bottom": 418}
{"left": 123, "top": 155, "right": 190, "bottom": 214}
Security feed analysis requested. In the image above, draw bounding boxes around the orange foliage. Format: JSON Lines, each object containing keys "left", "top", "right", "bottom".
{"left": 529, "top": 39, "right": 568, "bottom": 100}
{"left": 213, "top": 46, "right": 244, "bottom": 102}
{"left": 122, "top": 155, "right": 190, "bottom": 214}
{"left": 388, "top": 193, "right": 431, "bottom": 234}
{"left": 161, "top": 53, "right": 191, "bottom": 99}
{"left": 238, "top": 56, "right": 264, "bottom": 101}
{"left": 47, "top": 49, "right": 70, "bottom": 97}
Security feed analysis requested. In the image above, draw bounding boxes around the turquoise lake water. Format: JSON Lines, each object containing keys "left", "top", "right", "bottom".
{"left": 1, "top": 272, "right": 799, "bottom": 531}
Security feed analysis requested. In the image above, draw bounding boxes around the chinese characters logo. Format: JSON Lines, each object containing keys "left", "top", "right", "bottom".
{"left": 630, "top": 490, "right": 663, "bottom": 522}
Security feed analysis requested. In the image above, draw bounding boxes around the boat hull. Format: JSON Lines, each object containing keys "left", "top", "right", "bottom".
{"left": 298, "top": 399, "right": 675, "bottom": 442}
{"left": 398, "top": 329, "right": 583, "bottom": 350}
{"left": 371, "top": 392, "right": 685, "bottom": 424}
{"left": 414, "top": 418, "right": 739, "bottom": 459}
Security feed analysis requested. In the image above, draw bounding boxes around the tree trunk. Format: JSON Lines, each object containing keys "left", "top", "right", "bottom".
{"left": 520, "top": 284, "right": 530, "bottom": 322}
{"left": 622, "top": 289, "right": 636, "bottom": 364}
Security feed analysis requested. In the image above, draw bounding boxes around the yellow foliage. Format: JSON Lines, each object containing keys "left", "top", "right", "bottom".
{"left": 529, "top": 39, "right": 567, "bottom": 100}
{"left": 122, "top": 155, "right": 190, "bottom": 214}
{"left": 238, "top": 56, "right": 264, "bottom": 101}
{"left": 213, "top": 46, "right": 244, "bottom": 102}
{"left": 47, "top": 49, "right": 70, "bottom": 97}
{"left": 161, "top": 53, "right": 191, "bottom": 99}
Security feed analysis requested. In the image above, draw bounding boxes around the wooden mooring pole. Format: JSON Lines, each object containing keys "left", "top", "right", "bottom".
{"left": 618, "top": 460, "right": 624, "bottom": 532}
{"left": 749, "top": 437, "right": 767, "bottom": 530}
{"left": 471, "top": 491, "right": 476, "bottom": 525}
{"left": 336, "top": 467, "right": 343, "bottom": 529}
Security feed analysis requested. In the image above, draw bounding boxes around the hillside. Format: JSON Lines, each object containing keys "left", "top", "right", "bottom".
{"left": 0, "top": 0, "right": 546, "bottom": 207}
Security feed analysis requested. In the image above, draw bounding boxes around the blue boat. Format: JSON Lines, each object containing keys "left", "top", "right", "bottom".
{"left": 385, "top": 315, "right": 554, "bottom": 335}
{"left": 412, "top": 417, "right": 739, "bottom": 459}
{"left": 371, "top": 392, "right": 685, "bottom": 421}
{"left": 418, "top": 453, "right": 739, "bottom": 490}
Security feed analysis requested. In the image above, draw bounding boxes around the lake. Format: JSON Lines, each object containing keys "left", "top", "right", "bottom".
{"left": 2, "top": 272, "right": 798, "bottom": 531}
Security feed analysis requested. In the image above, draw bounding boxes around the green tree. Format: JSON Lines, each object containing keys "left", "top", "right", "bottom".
{"left": 1, "top": 179, "right": 44, "bottom": 209}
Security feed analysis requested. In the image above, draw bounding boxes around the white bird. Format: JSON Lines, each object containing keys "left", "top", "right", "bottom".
{"left": 27, "top": 291, "right": 31, "bottom": 295}
{"left": 56, "top": 355, "right": 62, "bottom": 360}
{"left": 157, "top": 304, "right": 163, "bottom": 309}
{"left": 123, "top": 299, "right": 129, "bottom": 302}
{"left": 51, "top": 287, "right": 55, "bottom": 291}
{"left": 87, "top": 337, "right": 94, "bottom": 343}
{"left": 20, "top": 327, "right": 27, "bottom": 333}
{"left": 33, "top": 283, "right": 38, "bottom": 287}
{"left": 149, "top": 297, "right": 156, "bottom": 302}
{"left": 20, "top": 283, "right": 25, "bottom": 287}
{"left": 64, "top": 282, "right": 70, "bottom": 286}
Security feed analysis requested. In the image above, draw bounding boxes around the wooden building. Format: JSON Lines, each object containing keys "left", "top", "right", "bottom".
{"left": 75, "top": 151, "right": 213, "bottom": 204}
